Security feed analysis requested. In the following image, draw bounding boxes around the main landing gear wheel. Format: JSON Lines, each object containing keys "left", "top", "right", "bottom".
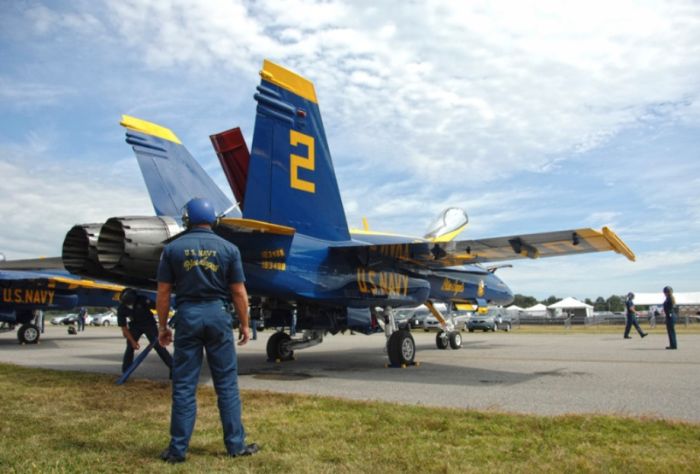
{"left": 17, "top": 323, "right": 40, "bottom": 344}
{"left": 388, "top": 330, "right": 415, "bottom": 367}
{"left": 449, "top": 331, "right": 462, "bottom": 349}
{"left": 266, "top": 332, "right": 294, "bottom": 361}
{"left": 436, "top": 331, "right": 449, "bottom": 350}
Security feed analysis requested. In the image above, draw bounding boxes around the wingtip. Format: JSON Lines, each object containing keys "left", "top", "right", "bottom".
{"left": 602, "top": 226, "right": 636, "bottom": 262}
{"left": 120, "top": 114, "right": 182, "bottom": 144}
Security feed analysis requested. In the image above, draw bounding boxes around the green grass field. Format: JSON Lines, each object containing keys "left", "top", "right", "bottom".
{"left": 1, "top": 364, "right": 700, "bottom": 473}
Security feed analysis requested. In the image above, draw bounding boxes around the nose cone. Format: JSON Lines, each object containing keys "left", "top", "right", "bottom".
{"left": 488, "top": 273, "right": 514, "bottom": 306}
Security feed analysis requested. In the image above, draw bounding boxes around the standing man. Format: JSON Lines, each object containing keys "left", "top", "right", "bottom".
{"left": 77, "top": 306, "right": 87, "bottom": 332}
{"left": 118, "top": 289, "right": 173, "bottom": 375}
{"left": 663, "top": 286, "right": 678, "bottom": 350}
{"left": 156, "top": 198, "right": 259, "bottom": 463}
{"left": 624, "top": 292, "right": 647, "bottom": 339}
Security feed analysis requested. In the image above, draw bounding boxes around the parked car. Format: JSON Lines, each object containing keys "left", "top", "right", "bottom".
{"left": 408, "top": 308, "right": 430, "bottom": 329}
{"left": 50, "top": 313, "right": 78, "bottom": 325}
{"left": 467, "top": 308, "right": 512, "bottom": 332}
{"left": 422, "top": 308, "right": 472, "bottom": 332}
{"left": 90, "top": 310, "right": 118, "bottom": 326}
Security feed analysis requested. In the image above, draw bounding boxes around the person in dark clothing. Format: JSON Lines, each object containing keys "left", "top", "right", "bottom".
{"left": 77, "top": 306, "right": 87, "bottom": 332}
{"left": 663, "top": 286, "right": 678, "bottom": 350}
{"left": 156, "top": 197, "right": 258, "bottom": 463}
{"left": 118, "top": 289, "right": 173, "bottom": 374}
{"left": 624, "top": 292, "right": 647, "bottom": 339}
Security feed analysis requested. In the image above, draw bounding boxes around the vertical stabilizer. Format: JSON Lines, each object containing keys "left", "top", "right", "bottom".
{"left": 120, "top": 115, "right": 234, "bottom": 218}
{"left": 210, "top": 127, "right": 250, "bottom": 211}
{"left": 244, "top": 60, "right": 350, "bottom": 241}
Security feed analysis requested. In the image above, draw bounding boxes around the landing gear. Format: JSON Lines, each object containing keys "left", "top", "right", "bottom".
{"left": 266, "top": 330, "right": 325, "bottom": 362}
{"left": 436, "top": 331, "right": 449, "bottom": 350}
{"left": 387, "top": 329, "right": 415, "bottom": 367}
{"left": 17, "top": 323, "right": 40, "bottom": 344}
{"left": 449, "top": 331, "right": 462, "bottom": 349}
{"left": 266, "top": 332, "right": 294, "bottom": 361}
{"left": 424, "top": 301, "right": 461, "bottom": 351}
{"left": 436, "top": 330, "right": 462, "bottom": 350}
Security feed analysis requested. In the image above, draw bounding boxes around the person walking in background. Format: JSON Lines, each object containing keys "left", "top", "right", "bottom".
{"left": 77, "top": 306, "right": 87, "bottom": 332}
{"left": 624, "top": 293, "right": 647, "bottom": 339}
{"left": 663, "top": 286, "right": 678, "bottom": 350}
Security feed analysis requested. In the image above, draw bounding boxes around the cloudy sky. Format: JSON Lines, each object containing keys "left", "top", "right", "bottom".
{"left": 1, "top": 0, "right": 699, "bottom": 299}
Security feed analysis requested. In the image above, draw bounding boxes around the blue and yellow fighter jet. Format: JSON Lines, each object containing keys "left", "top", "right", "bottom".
{"left": 0, "top": 257, "right": 124, "bottom": 343}
{"left": 60, "top": 60, "right": 635, "bottom": 366}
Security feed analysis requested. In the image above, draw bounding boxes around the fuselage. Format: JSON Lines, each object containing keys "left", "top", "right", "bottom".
{"left": 234, "top": 231, "right": 513, "bottom": 308}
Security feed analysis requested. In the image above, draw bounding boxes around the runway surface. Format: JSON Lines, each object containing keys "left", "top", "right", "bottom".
{"left": 1, "top": 325, "right": 698, "bottom": 422}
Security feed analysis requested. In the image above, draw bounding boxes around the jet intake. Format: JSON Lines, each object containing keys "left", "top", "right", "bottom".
{"left": 62, "top": 224, "right": 105, "bottom": 276}
{"left": 96, "top": 216, "right": 182, "bottom": 279}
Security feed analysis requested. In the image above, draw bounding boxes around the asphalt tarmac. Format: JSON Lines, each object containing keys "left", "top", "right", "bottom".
{"left": 1, "top": 325, "right": 698, "bottom": 422}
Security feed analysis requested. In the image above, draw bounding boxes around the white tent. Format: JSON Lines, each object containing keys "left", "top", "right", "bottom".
{"left": 548, "top": 297, "right": 593, "bottom": 318}
{"left": 506, "top": 305, "right": 524, "bottom": 312}
{"left": 523, "top": 303, "right": 548, "bottom": 317}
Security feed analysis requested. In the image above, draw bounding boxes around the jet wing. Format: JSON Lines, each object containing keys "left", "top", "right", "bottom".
{"left": 335, "top": 227, "right": 635, "bottom": 267}
{"left": 0, "top": 261, "right": 125, "bottom": 310}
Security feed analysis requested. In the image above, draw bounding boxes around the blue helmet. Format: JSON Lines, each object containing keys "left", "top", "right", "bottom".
{"left": 183, "top": 198, "right": 217, "bottom": 226}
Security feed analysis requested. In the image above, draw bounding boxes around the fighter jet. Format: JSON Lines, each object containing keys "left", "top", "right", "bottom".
{"left": 0, "top": 257, "right": 124, "bottom": 343}
{"left": 60, "top": 60, "right": 635, "bottom": 366}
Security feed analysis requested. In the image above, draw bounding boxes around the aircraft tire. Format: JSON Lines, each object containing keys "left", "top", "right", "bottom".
{"left": 267, "top": 331, "right": 294, "bottom": 361}
{"left": 103, "top": 321, "right": 110, "bottom": 327}
{"left": 17, "top": 323, "right": 40, "bottom": 344}
{"left": 449, "top": 331, "right": 462, "bottom": 350}
{"left": 435, "top": 331, "right": 449, "bottom": 350}
{"left": 388, "top": 330, "right": 415, "bottom": 366}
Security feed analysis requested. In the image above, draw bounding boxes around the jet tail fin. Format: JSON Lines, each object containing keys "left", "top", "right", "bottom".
{"left": 121, "top": 115, "right": 234, "bottom": 218}
{"left": 242, "top": 60, "right": 350, "bottom": 241}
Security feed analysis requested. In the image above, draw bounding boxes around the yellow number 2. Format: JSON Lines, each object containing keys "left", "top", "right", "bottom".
{"left": 290, "top": 130, "right": 315, "bottom": 193}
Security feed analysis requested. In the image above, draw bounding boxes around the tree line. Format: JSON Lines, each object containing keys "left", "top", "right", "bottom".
{"left": 511, "top": 294, "right": 628, "bottom": 312}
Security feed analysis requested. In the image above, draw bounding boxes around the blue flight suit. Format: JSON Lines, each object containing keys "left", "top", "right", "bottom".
{"left": 118, "top": 295, "right": 173, "bottom": 373}
{"left": 663, "top": 295, "right": 678, "bottom": 349}
{"left": 157, "top": 227, "right": 248, "bottom": 458}
{"left": 624, "top": 298, "right": 646, "bottom": 338}
{"left": 77, "top": 306, "right": 87, "bottom": 332}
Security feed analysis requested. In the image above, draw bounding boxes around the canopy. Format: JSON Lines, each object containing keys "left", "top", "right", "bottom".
{"left": 548, "top": 297, "right": 593, "bottom": 309}
{"left": 506, "top": 305, "right": 524, "bottom": 311}
{"left": 524, "top": 303, "right": 547, "bottom": 311}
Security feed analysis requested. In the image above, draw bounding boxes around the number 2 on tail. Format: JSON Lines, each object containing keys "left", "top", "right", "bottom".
{"left": 290, "top": 130, "right": 315, "bottom": 193}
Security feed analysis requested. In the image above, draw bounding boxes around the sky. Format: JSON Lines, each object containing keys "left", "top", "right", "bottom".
{"left": 1, "top": 0, "right": 699, "bottom": 300}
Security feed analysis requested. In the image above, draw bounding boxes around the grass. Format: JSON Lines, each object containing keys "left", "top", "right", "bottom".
{"left": 1, "top": 363, "right": 700, "bottom": 473}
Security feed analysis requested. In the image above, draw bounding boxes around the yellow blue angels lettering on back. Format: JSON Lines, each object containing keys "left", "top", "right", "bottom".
{"left": 290, "top": 130, "right": 315, "bottom": 193}
{"left": 183, "top": 249, "right": 219, "bottom": 272}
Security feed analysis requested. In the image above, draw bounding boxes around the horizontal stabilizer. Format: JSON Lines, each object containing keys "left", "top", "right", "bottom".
{"left": 215, "top": 218, "right": 295, "bottom": 264}
{"left": 121, "top": 115, "right": 233, "bottom": 218}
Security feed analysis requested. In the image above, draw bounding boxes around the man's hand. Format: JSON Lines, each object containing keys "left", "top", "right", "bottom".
{"left": 159, "top": 327, "right": 173, "bottom": 347}
{"left": 131, "top": 340, "right": 140, "bottom": 350}
{"left": 238, "top": 326, "right": 250, "bottom": 346}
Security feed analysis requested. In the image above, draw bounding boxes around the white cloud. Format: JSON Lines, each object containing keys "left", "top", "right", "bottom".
{"left": 0, "top": 77, "right": 74, "bottom": 107}
{"left": 0, "top": 138, "right": 152, "bottom": 259}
